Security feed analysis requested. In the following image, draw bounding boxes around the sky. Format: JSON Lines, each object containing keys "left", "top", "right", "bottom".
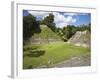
{"left": 23, "top": 10, "right": 91, "bottom": 28}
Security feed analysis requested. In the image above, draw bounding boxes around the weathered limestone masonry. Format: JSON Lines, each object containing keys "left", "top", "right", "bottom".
{"left": 68, "top": 30, "right": 91, "bottom": 48}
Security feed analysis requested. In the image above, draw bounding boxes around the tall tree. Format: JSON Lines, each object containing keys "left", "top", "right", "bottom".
{"left": 61, "top": 25, "right": 77, "bottom": 41}
{"left": 42, "top": 13, "right": 56, "bottom": 32}
{"left": 23, "top": 14, "right": 41, "bottom": 41}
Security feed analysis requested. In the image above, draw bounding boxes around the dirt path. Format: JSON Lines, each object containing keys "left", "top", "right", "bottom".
{"left": 52, "top": 56, "right": 91, "bottom": 67}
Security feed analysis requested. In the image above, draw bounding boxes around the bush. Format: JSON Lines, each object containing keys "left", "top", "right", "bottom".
{"left": 26, "top": 50, "right": 45, "bottom": 57}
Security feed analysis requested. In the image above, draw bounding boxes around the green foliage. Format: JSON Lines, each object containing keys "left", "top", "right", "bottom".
{"left": 42, "top": 13, "right": 56, "bottom": 32}
{"left": 24, "top": 50, "right": 45, "bottom": 57}
{"left": 56, "top": 25, "right": 77, "bottom": 41}
{"left": 77, "top": 24, "right": 91, "bottom": 32}
{"left": 23, "top": 12, "right": 91, "bottom": 69}
{"left": 33, "top": 25, "right": 61, "bottom": 40}
{"left": 56, "top": 24, "right": 91, "bottom": 42}
{"left": 63, "top": 25, "right": 76, "bottom": 39}
{"left": 23, "top": 12, "right": 91, "bottom": 44}
{"left": 23, "top": 14, "right": 41, "bottom": 40}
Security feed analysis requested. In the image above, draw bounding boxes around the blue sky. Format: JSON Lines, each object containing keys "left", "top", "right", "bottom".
{"left": 23, "top": 10, "right": 91, "bottom": 28}
{"left": 70, "top": 14, "right": 91, "bottom": 26}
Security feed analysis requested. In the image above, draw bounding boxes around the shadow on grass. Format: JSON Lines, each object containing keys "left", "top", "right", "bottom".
{"left": 27, "top": 65, "right": 33, "bottom": 69}
{"left": 23, "top": 46, "right": 40, "bottom": 51}
{"left": 24, "top": 50, "right": 45, "bottom": 57}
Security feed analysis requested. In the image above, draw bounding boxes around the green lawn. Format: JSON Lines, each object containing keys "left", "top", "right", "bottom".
{"left": 23, "top": 42, "right": 90, "bottom": 69}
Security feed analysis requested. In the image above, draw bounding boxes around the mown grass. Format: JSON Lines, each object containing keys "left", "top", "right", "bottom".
{"left": 33, "top": 25, "right": 61, "bottom": 40}
{"left": 23, "top": 42, "right": 90, "bottom": 69}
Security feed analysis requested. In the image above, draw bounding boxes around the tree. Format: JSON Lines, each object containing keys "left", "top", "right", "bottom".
{"left": 61, "top": 25, "right": 77, "bottom": 41}
{"left": 42, "top": 13, "right": 56, "bottom": 32}
{"left": 77, "top": 24, "right": 91, "bottom": 32}
{"left": 55, "top": 24, "right": 91, "bottom": 42}
{"left": 23, "top": 14, "right": 41, "bottom": 41}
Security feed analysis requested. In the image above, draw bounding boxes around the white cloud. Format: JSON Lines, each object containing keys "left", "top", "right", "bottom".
{"left": 64, "top": 12, "right": 89, "bottom": 16}
{"left": 64, "top": 13, "right": 77, "bottom": 16}
{"left": 28, "top": 11, "right": 48, "bottom": 16}
{"left": 53, "top": 12, "right": 76, "bottom": 28}
{"left": 56, "top": 22, "right": 68, "bottom": 28}
{"left": 53, "top": 12, "right": 65, "bottom": 23}
{"left": 28, "top": 11, "right": 50, "bottom": 19}
{"left": 65, "top": 16, "right": 73, "bottom": 22}
{"left": 72, "top": 18, "right": 77, "bottom": 23}
{"left": 28, "top": 11, "right": 77, "bottom": 28}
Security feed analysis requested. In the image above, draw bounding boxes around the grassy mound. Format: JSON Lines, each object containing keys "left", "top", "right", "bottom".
{"left": 29, "top": 25, "right": 62, "bottom": 44}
